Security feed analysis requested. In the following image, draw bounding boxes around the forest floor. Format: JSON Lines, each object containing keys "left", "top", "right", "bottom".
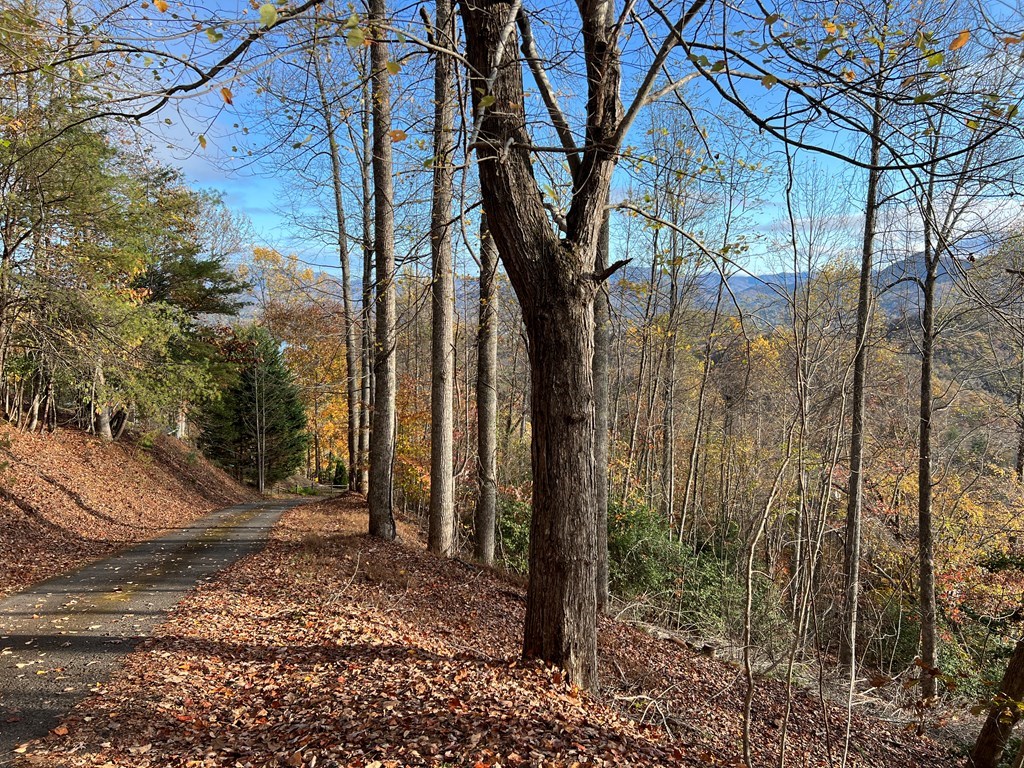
{"left": 11, "top": 494, "right": 965, "bottom": 768}
{"left": 0, "top": 426, "right": 257, "bottom": 597}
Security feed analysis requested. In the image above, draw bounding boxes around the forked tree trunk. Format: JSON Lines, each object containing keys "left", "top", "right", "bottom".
{"left": 461, "top": 0, "right": 622, "bottom": 690}
{"left": 427, "top": 0, "right": 457, "bottom": 556}
{"left": 367, "top": 0, "right": 397, "bottom": 540}
{"left": 474, "top": 216, "right": 499, "bottom": 565}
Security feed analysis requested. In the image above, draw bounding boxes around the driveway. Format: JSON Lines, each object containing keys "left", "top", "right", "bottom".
{"left": 0, "top": 499, "right": 303, "bottom": 764}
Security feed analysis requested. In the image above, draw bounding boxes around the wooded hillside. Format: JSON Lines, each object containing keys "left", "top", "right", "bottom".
{"left": 5, "top": 0, "right": 1024, "bottom": 764}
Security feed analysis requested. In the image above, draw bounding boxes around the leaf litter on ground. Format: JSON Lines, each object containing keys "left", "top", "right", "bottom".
{"left": 14, "top": 494, "right": 959, "bottom": 767}
{"left": 0, "top": 426, "right": 255, "bottom": 597}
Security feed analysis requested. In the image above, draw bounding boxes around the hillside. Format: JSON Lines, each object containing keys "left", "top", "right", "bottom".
{"left": 0, "top": 426, "right": 255, "bottom": 597}
{"left": 18, "top": 496, "right": 958, "bottom": 768}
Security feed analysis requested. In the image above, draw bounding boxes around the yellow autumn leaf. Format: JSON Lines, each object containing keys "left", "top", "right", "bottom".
{"left": 388, "top": 129, "right": 407, "bottom": 142}
{"left": 950, "top": 30, "right": 970, "bottom": 51}
{"left": 220, "top": 87, "right": 233, "bottom": 105}
{"left": 154, "top": 0, "right": 168, "bottom": 11}
{"left": 386, "top": 61, "right": 401, "bottom": 75}
{"left": 823, "top": 20, "right": 837, "bottom": 35}
{"left": 198, "top": 134, "right": 207, "bottom": 149}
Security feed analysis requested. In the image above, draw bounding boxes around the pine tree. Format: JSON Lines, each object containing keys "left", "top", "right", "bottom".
{"left": 199, "top": 327, "right": 307, "bottom": 492}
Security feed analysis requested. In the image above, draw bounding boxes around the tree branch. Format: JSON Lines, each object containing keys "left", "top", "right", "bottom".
{"left": 516, "top": 9, "right": 580, "bottom": 176}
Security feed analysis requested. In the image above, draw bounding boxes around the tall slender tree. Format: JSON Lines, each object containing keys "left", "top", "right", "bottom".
{"left": 428, "top": 0, "right": 458, "bottom": 556}
{"left": 475, "top": 216, "right": 499, "bottom": 565}
{"left": 367, "top": 0, "right": 398, "bottom": 540}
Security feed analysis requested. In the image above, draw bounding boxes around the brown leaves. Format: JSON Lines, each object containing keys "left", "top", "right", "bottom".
{"left": 15, "top": 496, "right": 961, "bottom": 768}
{"left": 0, "top": 427, "right": 254, "bottom": 598}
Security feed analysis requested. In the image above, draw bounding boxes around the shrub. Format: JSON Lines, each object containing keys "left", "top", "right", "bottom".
{"left": 497, "top": 496, "right": 531, "bottom": 574}
{"left": 333, "top": 461, "right": 348, "bottom": 488}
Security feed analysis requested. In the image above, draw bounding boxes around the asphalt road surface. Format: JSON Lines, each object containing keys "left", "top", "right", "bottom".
{"left": 0, "top": 499, "right": 303, "bottom": 764}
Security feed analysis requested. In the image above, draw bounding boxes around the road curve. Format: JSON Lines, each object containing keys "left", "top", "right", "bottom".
{"left": 0, "top": 499, "right": 304, "bottom": 763}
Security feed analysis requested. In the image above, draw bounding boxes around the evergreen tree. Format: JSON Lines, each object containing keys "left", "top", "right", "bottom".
{"left": 199, "top": 327, "right": 307, "bottom": 492}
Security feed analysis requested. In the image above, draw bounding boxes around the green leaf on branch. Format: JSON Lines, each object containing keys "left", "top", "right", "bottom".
{"left": 259, "top": 3, "right": 278, "bottom": 28}
{"left": 347, "top": 27, "right": 365, "bottom": 47}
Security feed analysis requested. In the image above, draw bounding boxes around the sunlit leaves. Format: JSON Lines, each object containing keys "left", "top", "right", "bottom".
{"left": 346, "top": 27, "right": 365, "bottom": 47}
{"left": 259, "top": 3, "right": 278, "bottom": 28}
{"left": 220, "top": 87, "right": 233, "bottom": 105}
{"left": 386, "top": 61, "right": 401, "bottom": 75}
{"left": 478, "top": 94, "right": 496, "bottom": 108}
{"left": 388, "top": 129, "right": 407, "bottom": 142}
{"left": 197, "top": 134, "right": 207, "bottom": 149}
{"left": 153, "top": 0, "right": 168, "bottom": 11}
{"left": 949, "top": 30, "right": 970, "bottom": 51}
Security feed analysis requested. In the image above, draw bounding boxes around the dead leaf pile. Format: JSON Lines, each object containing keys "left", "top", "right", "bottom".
{"left": 0, "top": 426, "right": 255, "bottom": 597}
{"left": 17, "top": 495, "right": 958, "bottom": 767}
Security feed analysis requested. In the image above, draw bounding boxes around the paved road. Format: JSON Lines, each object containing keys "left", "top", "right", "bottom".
{"left": 0, "top": 499, "right": 303, "bottom": 764}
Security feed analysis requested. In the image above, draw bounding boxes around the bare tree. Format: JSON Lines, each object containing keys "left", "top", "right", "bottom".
{"left": 475, "top": 215, "right": 499, "bottom": 565}
{"left": 428, "top": 0, "right": 458, "bottom": 556}
{"left": 367, "top": 0, "right": 398, "bottom": 540}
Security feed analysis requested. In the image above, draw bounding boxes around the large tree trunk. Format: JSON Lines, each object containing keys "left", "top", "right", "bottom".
{"left": 522, "top": 271, "right": 598, "bottom": 689}
{"left": 427, "top": 0, "right": 457, "bottom": 556}
{"left": 969, "top": 640, "right": 1024, "bottom": 768}
{"left": 474, "top": 216, "right": 499, "bottom": 566}
{"left": 367, "top": 0, "right": 397, "bottom": 540}
{"left": 840, "top": 98, "right": 883, "bottom": 676}
{"left": 461, "top": 0, "right": 620, "bottom": 690}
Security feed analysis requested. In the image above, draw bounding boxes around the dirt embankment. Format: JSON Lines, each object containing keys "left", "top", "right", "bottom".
{"left": 0, "top": 426, "right": 255, "bottom": 597}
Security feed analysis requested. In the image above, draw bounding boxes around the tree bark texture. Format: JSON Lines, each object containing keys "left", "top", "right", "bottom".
{"left": 918, "top": 220, "right": 939, "bottom": 699}
{"left": 428, "top": 0, "right": 457, "bottom": 556}
{"left": 313, "top": 53, "right": 361, "bottom": 492}
{"left": 367, "top": 0, "right": 397, "bottom": 540}
{"left": 358, "top": 71, "right": 374, "bottom": 496}
{"left": 94, "top": 364, "right": 112, "bottom": 442}
{"left": 460, "top": 0, "right": 622, "bottom": 690}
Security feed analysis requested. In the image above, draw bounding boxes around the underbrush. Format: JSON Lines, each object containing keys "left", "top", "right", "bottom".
{"left": 495, "top": 492, "right": 789, "bottom": 652}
